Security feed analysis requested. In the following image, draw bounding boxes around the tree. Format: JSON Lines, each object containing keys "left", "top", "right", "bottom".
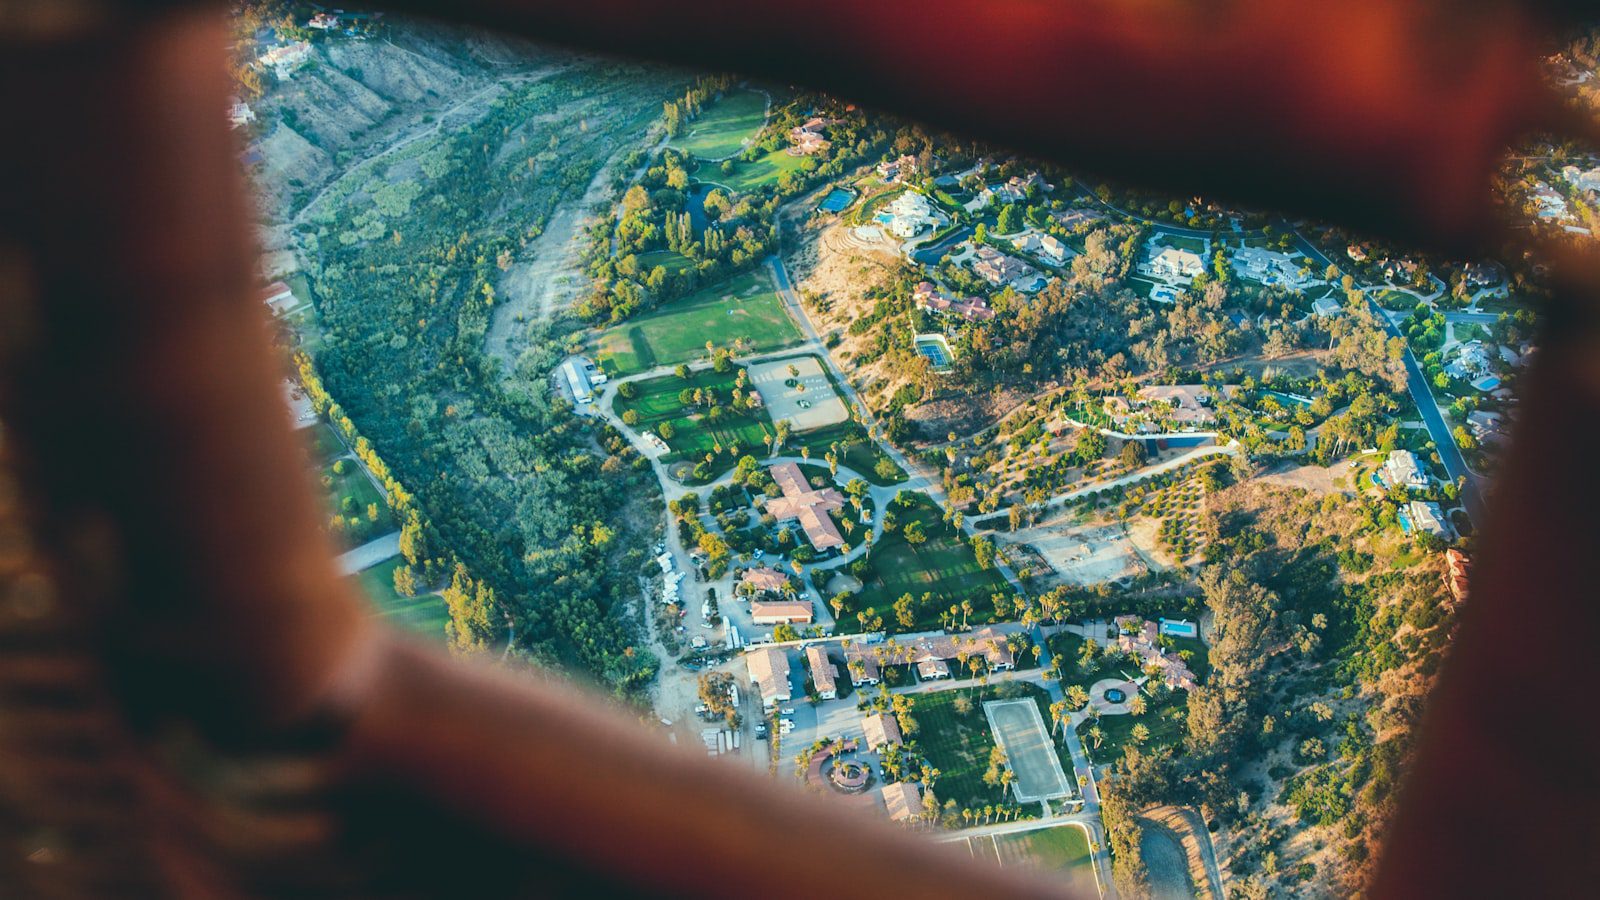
{"left": 1087, "top": 724, "right": 1105, "bottom": 750}
{"left": 972, "top": 536, "right": 996, "bottom": 569}
{"left": 1118, "top": 440, "right": 1147, "bottom": 469}
{"left": 996, "top": 203, "right": 1020, "bottom": 235}
{"left": 903, "top": 521, "right": 927, "bottom": 546}
{"left": 1066, "top": 684, "right": 1090, "bottom": 711}
{"left": 1131, "top": 723, "right": 1150, "bottom": 745}
{"left": 675, "top": 364, "right": 691, "bottom": 379}
{"left": 875, "top": 457, "right": 900, "bottom": 482}
{"left": 621, "top": 409, "right": 640, "bottom": 426}
{"left": 658, "top": 422, "right": 676, "bottom": 440}
{"left": 1129, "top": 695, "right": 1148, "bottom": 717}
{"left": 616, "top": 381, "right": 639, "bottom": 400}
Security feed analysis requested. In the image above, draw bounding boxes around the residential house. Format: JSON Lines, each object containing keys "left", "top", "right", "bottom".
{"left": 1312, "top": 296, "right": 1343, "bottom": 318}
{"left": 806, "top": 645, "right": 837, "bottom": 699}
{"left": 1467, "top": 410, "right": 1505, "bottom": 438}
{"left": 1562, "top": 163, "right": 1600, "bottom": 194}
{"left": 880, "top": 781, "right": 925, "bottom": 822}
{"left": 1347, "top": 243, "right": 1370, "bottom": 262}
{"left": 1147, "top": 246, "right": 1204, "bottom": 282}
{"left": 1010, "top": 231, "right": 1070, "bottom": 264}
{"left": 861, "top": 712, "right": 903, "bottom": 752}
{"left": 261, "top": 281, "right": 297, "bottom": 316}
{"left": 1232, "top": 246, "right": 1307, "bottom": 288}
{"left": 913, "top": 282, "right": 996, "bottom": 322}
{"left": 308, "top": 12, "right": 341, "bottom": 30}
{"left": 745, "top": 647, "right": 792, "bottom": 708}
{"left": 763, "top": 462, "right": 847, "bottom": 552}
{"left": 788, "top": 118, "right": 831, "bottom": 156}
{"left": 1404, "top": 500, "right": 1451, "bottom": 540}
{"left": 740, "top": 566, "right": 791, "bottom": 596}
{"left": 1112, "top": 616, "right": 1197, "bottom": 691}
{"left": 258, "top": 41, "right": 314, "bottom": 79}
{"left": 971, "top": 246, "right": 1033, "bottom": 286}
{"left": 228, "top": 100, "right": 256, "bottom": 128}
{"left": 1444, "top": 549, "right": 1471, "bottom": 603}
{"left": 1382, "top": 450, "right": 1429, "bottom": 490}
{"left": 1531, "top": 183, "right": 1571, "bottom": 220}
{"left": 843, "top": 643, "right": 881, "bottom": 686}
{"left": 751, "top": 600, "right": 814, "bottom": 626}
{"left": 877, "top": 154, "right": 919, "bottom": 183}
{"left": 1135, "top": 384, "right": 1222, "bottom": 428}
{"left": 883, "top": 190, "right": 937, "bottom": 239}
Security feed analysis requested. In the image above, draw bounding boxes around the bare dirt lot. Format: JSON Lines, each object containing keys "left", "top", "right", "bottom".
{"left": 1001, "top": 516, "right": 1147, "bottom": 586}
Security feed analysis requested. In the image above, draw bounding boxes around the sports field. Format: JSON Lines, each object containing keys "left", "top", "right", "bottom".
{"left": 593, "top": 270, "right": 803, "bottom": 376}
{"left": 915, "top": 683, "right": 1056, "bottom": 812}
{"left": 669, "top": 89, "right": 768, "bottom": 160}
{"left": 984, "top": 698, "right": 1073, "bottom": 802}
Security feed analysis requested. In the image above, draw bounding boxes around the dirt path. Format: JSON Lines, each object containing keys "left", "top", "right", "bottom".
{"left": 488, "top": 131, "right": 667, "bottom": 364}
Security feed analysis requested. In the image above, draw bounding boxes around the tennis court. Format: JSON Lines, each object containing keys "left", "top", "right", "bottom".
{"left": 817, "top": 187, "right": 855, "bottom": 213}
{"left": 983, "top": 698, "right": 1073, "bottom": 803}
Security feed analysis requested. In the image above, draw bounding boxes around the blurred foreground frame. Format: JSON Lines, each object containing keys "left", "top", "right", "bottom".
{"left": 1, "top": 0, "right": 1599, "bottom": 896}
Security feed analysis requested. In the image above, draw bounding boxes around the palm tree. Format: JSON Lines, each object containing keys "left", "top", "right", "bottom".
{"left": 1129, "top": 695, "right": 1148, "bottom": 717}
{"left": 1088, "top": 725, "right": 1105, "bottom": 750}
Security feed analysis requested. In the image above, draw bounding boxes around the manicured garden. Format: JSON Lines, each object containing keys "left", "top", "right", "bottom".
{"left": 593, "top": 270, "right": 803, "bottom": 375}
{"left": 1078, "top": 688, "right": 1188, "bottom": 763}
{"left": 668, "top": 89, "right": 768, "bottom": 160}
{"left": 840, "top": 492, "right": 1009, "bottom": 633}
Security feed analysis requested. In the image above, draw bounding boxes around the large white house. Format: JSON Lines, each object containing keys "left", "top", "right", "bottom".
{"left": 1148, "top": 246, "right": 1205, "bottom": 282}
{"left": 883, "top": 190, "right": 937, "bottom": 238}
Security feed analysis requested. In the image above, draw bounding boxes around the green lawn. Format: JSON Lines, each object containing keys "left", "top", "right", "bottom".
{"left": 593, "top": 270, "right": 803, "bottom": 376}
{"left": 613, "top": 366, "right": 775, "bottom": 471}
{"left": 708, "top": 147, "right": 812, "bottom": 194}
{"left": 669, "top": 89, "right": 769, "bottom": 160}
{"left": 1046, "top": 632, "right": 1140, "bottom": 692}
{"left": 914, "top": 682, "right": 1055, "bottom": 813}
{"left": 633, "top": 248, "right": 695, "bottom": 275}
{"left": 321, "top": 458, "right": 395, "bottom": 546}
{"left": 841, "top": 493, "right": 1009, "bottom": 633}
{"left": 1159, "top": 234, "right": 1208, "bottom": 254}
{"left": 993, "top": 825, "right": 1095, "bottom": 879}
{"left": 358, "top": 558, "right": 449, "bottom": 640}
{"left": 784, "top": 420, "right": 906, "bottom": 487}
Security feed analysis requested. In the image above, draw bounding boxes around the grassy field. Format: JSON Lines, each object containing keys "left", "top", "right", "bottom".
{"left": 842, "top": 493, "right": 1009, "bottom": 633}
{"left": 634, "top": 248, "right": 695, "bottom": 275}
{"left": 1159, "top": 234, "right": 1208, "bottom": 254}
{"left": 914, "top": 683, "right": 1055, "bottom": 813}
{"left": 993, "top": 825, "right": 1095, "bottom": 880}
{"left": 593, "top": 270, "right": 803, "bottom": 376}
{"left": 670, "top": 89, "right": 768, "bottom": 160}
{"left": 709, "top": 147, "right": 811, "bottom": 194}
{"left": 358, "top": 558, "right": 449, "bottom": 640}
{"left": 613, "top": 366, "right": 775, "bottom": 464}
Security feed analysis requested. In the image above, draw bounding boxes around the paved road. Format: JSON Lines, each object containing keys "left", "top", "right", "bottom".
{"left": 1287, "top": 233, "right": 1486, "bottom": 521}
{"left": 337, "top": 530, "right": 401, "bottom": 575}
